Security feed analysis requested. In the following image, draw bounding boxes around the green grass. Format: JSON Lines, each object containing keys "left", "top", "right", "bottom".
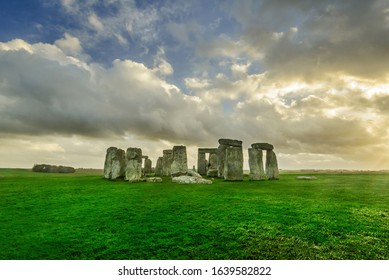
{"left": 0, "top": 169, "right": 388, "bottom": 260}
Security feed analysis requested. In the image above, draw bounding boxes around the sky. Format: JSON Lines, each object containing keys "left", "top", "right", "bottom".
{"left": 1, "top": 0, "right": 389, "bottom": 170}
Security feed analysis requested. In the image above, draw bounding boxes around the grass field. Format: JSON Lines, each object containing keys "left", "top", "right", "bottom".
{"left": 0, "top": 168, "right": 388, "bottom": 260}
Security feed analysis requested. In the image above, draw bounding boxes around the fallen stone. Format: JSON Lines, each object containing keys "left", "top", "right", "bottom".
{"left": 172, "top": 175, "right": 212, "bottom": 184}
{"left": 187, "top": 169, "right": 202, "bottom": 178}
{"left": 146, "top": 177, "right": 163, "bottom": 183}
{"left": 296, "top": 176, "right": 317, "bottom": 180}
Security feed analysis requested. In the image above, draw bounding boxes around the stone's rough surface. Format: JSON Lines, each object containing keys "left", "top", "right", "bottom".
{"left": 248, "top": 148, "right": 267, "bottom": 180}
{"left": 146, "top": 177, "right": 163, "bottom": 183}
{"left": 143, "top": 158, "right": 152, "bottom": 175}
{"left": 187, "top": 169, "right": 203, "bottom": 178}
{"left": 266, "top": 150, "right": 279, "bottom": 180}
{"left": 104, "top": 147, "right": 126, "bottom": 179}
{"left": 296, "top": 176, "right": 317, "bottom": 180}
{"left": 155, "top": 157, "right": 163, "bottom": 176}
{"left": 172, "top": 175, "right": 212, "bottom": 184}
{"left": 224, "top": 146, "right": 244, "bottom": 181}
{"left": 217, "top": 144, "right": 228, "bottom": 178}
{"left": 218, "top": 138, "right": 243, "bottom": 147}
{"left": 206, "top": 153, "right": 219, "bottom": 177}
{"left": 251, "top": 143, "right": 274, "bottom": 150}
{"left": 171, "top": 145, "right": 188, "bottom": 177}
{"left": 33, "top": 164, "right": 75, "bottom": 173}
{"left": 197, "top": 151, "right": 207, "bottom": 175}
{"left": 162, "top": 150, "right": 173, "bottom": 176}
{"left": 125, "top": 148, "right": 143, "bottom": 182}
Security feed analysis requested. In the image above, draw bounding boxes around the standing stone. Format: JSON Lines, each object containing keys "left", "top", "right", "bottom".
{"left": 217, "top": 139, "right": 242, "bottom": 178}
{"left": 248, "top": 148, "right": 266, "bottom": 180}
{"left": 104, "top": 147, "right": 125, "bottom": 180}
{"left": 206, "top": 153, "right": 218, "bottom": 177}
{"left": 155, "top": 157, "right": 163, "bottom": 176}
{"left": 144, "top": 158, "right": 152, "bottom": 176}
{"left": 162, "top": 150, "right": 173, "bottom": 176}
{"left": 266, "top": 150, "right": 279, "bottom": 180}
{"left": 224, "top": 146, "right": 243, "bottom": 181}
{"left": 197, "top": 150, "right": 207, "bottom": 175}
{"left": 217, "top": 144, "right": 228, "bottom": 178}
{"left": 125, "top": 148, "right": 143, "bottom": 182}
{"left": 171, "top": 145, "right": 188, "bottom": 177}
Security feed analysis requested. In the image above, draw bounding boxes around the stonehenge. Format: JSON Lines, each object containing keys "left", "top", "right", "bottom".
{"left": 103, "top": 138, "right": 280, "bottom": 184}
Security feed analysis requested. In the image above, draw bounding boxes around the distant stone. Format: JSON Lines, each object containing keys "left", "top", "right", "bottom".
{"left": 224, "top": 146, "right": 243, "bottom": 181}
{"left": 171, "top": 145, "right": 188, "bottom": 177}
{"left": 296, "top": 176, "right": 317, "bottom": 180}
{"left": 125, "top": 147, "right": 143, "bottom": 182}
{"left": 32, "top": 164, "right": 75, "bottom": 174}
{"left": 146, "top": 177, "right": 163, "bottom": 183}
{"left": 251, "top": 143, "right": 274, "bottom": 150}
{"left": 162, "top": 150, "right": 173, "bottom": 176}
{"left": 143, "top": 158, "right": 152, "bottom": 175}
{"left": 155, "top": 157, "right": 163, "bottom": 176}
{"left": 103, "top": 147, "right": 125, "bottom": 180}
{"left": 266, "top": 150, "right": 279, "bottom": 180}
{"left": 218, "top": 138, "right": 242, "bottom": 147}
{"left": 172, "top": 175, "right": 212, "bottom": 184}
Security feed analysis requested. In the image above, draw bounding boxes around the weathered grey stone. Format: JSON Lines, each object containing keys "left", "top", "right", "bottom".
{"left": 248, "top": 148, "right": 267, "bottom": 180}
{"left": 172, "top": 175, "right": 212, "bottom": 184}
{"left": 103, "top": 147, "right": 125, "bottom": 180}
{"left": 206, "top": 153, "right": 219, "bottom": 177}
{"left": 217, "top": 144, "right": 228, "bottom": 178}
{"left": 146, "top": 177, "right": 163, "bottom": 183}
{"left": 187, "top": 169, "right": 203, "bottom": 178}
{"left": 155, "top": 157, "right": 163, "bottom": 176}
{"left": 224, "top": 146, "right": 243, "bottom": 181}
{"left": 33, "top": 164, "right": 75, "bottom": 174}
{"left": 218, "top": 138, "right": 242, "bottom": 147}
{"left": 162, "top": 150, "right": 173, "bottom": 176}
{"left": 266, "top": 150, "right": 279, "bottom": 180}
{"left": 125, "top": 147, "right": 143, "bottom": 182}
{"left": 197, "top": 150, "right": 207, "bottom": 175}
{"left": 251, "top": 143, "right": 274, "bottom": 150}
{"left": 143, "top": 158, "right": 152, "bottom": 175}
{"left": 171, "top": 145, "right": 188, "bottom": 177}
{"left": 296, "top": 176, "right": 317, "bottom": 180}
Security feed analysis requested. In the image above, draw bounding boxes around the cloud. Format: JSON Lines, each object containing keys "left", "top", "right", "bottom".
{"left": 88, "top": 13, "right": 104, "bottom": 32}
{"left": 54, "top": 33, "right": 83, "bottom": 56}
{"left": 0, "top": 39, "right": 219, "bottom": 146}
